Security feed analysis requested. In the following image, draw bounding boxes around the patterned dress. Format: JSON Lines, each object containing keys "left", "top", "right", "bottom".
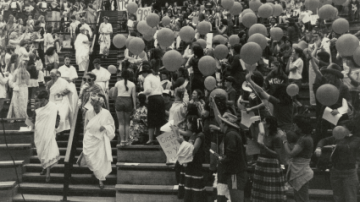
{"left": 129, "top": 105, "right": 148, "bottom": 144}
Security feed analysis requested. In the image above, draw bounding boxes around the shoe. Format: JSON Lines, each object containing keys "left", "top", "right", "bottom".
{"left": 119, "top": 141, "right": 127, "bottom": 146}
{"left": 145, "top": 140, "right": 155, "bottom": 145}
{"left": 99, "top": 181, "right": 104, "bottom": 189}
{"left": 40, "top": 169, "right": 46, "bottom": 175}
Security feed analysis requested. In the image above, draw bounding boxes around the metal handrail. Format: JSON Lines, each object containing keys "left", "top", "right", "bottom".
{"left": 61, "top": 7, "right": 103, "bottom": 202}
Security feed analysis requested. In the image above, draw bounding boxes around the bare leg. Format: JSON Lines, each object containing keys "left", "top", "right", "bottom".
{"left": 147, "top": 127, "right": 155, "bottom": 144}
{"left": 45, "top": 167, "right": 50, "bottom": 182}
{"left": 116, "top": 111, "right": 125, "bottom": 144}
{"left": 123, "top": 111, "right": 131, "bottom": 143}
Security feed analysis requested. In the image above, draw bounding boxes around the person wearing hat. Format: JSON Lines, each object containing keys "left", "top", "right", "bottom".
{"left": 91, "top": 58, "right": 111, "bottom": 92}
{"left": 98, "top": 16, "right": 113, "bottom": 59}
{"left": 139, "top": 62, "right": 165, "bottom": 145}
{"left": 209, "top": 112, "right": 247, "bottom": 202}
{"left": 58, "top": 54, "right": 79, "bottom": 111}
{"left": 74, "top": 26, "right": 90, "bottom": 71}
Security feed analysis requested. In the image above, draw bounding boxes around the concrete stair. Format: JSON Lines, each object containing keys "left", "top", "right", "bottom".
{"left": 0, "top": 181, "right": 18, "bottom": 202}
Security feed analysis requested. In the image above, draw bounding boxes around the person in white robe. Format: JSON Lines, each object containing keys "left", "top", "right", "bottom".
{"left": 34, "top": 90, "right": 60, "bottom": 182}
{"left": 75, "top": 26, "right": 90, "bottom": 71}
{"left": 77, "top": 94, "right": 115, "bottom": 189}
{"left": 98, "top": 16, "right": 113, "bottom": 59}
{"left": 46, "top": 69, "right": 72, "bottom": 133}
{"left": 58, "top": 55, "right": 79, "bottom": 112}
{"left": 91, "top": 58, "right": 111, "bottom": 92}
{"left": 79, "top": 17, "right": 93, "bottom": 38}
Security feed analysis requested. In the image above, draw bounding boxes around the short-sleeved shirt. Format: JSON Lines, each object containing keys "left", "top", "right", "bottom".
{"left": 288, "top": 58, "right": 304, "bottom": 80}
{"left": 295, "top": 135, "right": 314, "bottom": 159}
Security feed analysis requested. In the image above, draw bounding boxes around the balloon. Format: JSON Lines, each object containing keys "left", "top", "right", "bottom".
{"left": 113, "top": 34, "right": 127, "bottom": 49}
{"left": 125, "top": 36, "right": 133, "bottom": 48}
{"left": 242, "top": 13, "right": 258, "bottom": 28}
{"left": 109, "top": 87, "right": 118, "bottom": 99}
{"left": 197, "top": 21, "right": 211, "bottom": 35}
{"left": 298, "top": 41, "right": 308, "bottom": 50}
{"left": 204, "top": 76, "right": 217, "bottom": 91}
{"left": 221, "top": 0, "right": 235, "bottom": 10}
{"left": 179, "top": 26, "right": 195, "bottom": 43}
{"left": 210, "top": 88, "right": 227, "bottom": 98}
{"left": 334, "top": 0, "right": 346, "bottom": 5}
{"left": 199, "top": 56, "right": 217, "bottom": 76}
{"left": 316, "top": 84, "right": 340, "bottom": 106}
{"left": 162, "top": 50, "right": 183, "bottom": 72}
{"left": 336, "top": 34, "right": 359, "bottom": 56}
{"left": 127, "top": 2, "right": 138, "bottom": 13}
{"left": 197, "top": 39, "right": 207, "bottom": 49}
{"left": 230, "top": 2, "right": 243, "bottom": 15}
{"left": 240, "top": 42, "right": 262, "bottom": 65}
{"left": 305, "top": 0, "right": 321, "bottom": 11}
{"left": 157, "top": 28, "right": 174, "bottom": 48}
{"left": 318, "top": 4, "right": 337, "bottom": 20}
{"left": 214, "top": 44, "right": 229, "bottom": 59}
{"left": 242, "top": 8, "right": 254, "bottom": 15}
{"left": 229, "top": 34, "right": 240, "bottom": 46}
{"left": 108, "top": 65, "right": 117, "bottom": 74}
{"left": 258, "top": 4, "right": 273, "bottom": 18}
{"left": 249, "top": 0, "right": 262, "bottom": 11}
{"left": 143, "top": 33, "right": 154, "bottom": 41}
{"left": 162, "top": 16, "right": 171, "bottom": 26}
{"left": 270, "top": 27, "right": 283, "bottom": 41}
{"left": 128, "top": 37, "right": 145, "bottom": 55}
{"left": 146, "top": 13, "right": 160, "bottom": 27}
{"left": 332, "top": 126, "right": 349, "bottom": 140}
{"left": 273, "top": 4, "right": 283, "bottom": 16}
{"left": 248, "top": 33, "right": 267, "bottom": 50}
{"left": 137, "top": 21, "right": 151, "bottom": 35}
{"left": 248, "top": 23, "right": 268, "bottom": 36}
{"left": 213, "top": 35, "right": 227, "bottom": 44}
{"left": 332, "top": 18, "right": 349, "bottom": 34}
{"left": 286, "top": 84, "right": 299, "bottom": 96}
{"left": 353, "top": 46, "right": 360, "bottom": 66}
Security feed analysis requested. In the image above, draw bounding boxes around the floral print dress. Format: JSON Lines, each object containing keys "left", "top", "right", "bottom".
{"left": 129, "top": 106, "right": 147, "bottom": 144}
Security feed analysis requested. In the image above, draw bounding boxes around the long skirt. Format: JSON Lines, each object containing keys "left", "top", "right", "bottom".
{"left": 176, "top": 161, "right": 206, "bottom": 202}
{"left": 251, "top": 156, "right": 287, "bottom": 202}
{"left": 7, "top": 86, "right": 28, "bottom": 119}
{"left": 147, "top": 95, "right": 165, "bottom": 128}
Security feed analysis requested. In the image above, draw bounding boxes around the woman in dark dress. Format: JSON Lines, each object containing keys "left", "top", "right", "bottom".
{"left": 187, "top": 45, "right": 205, "bottom": 93}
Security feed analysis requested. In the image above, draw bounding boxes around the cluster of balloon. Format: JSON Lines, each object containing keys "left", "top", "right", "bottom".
{"left": 146, "top": 13, "right": 160, "bottom": 28}
{"left": 109, "top": 87, "right": 118, "bottom": 99}
{"left": 230, "top": 2, "right": 243, "bottom": 15}
{"left": 332, "top": 18, "right": 349, "bottom": 34}
{"left": 273, "top": 4, "right": 283, "bottom": 16}
{"left": 332, "top": 126, "right": 349, "bottom": 140}
{"left": 197, "top": 21, "right": 211, "bottom": 35}
{"left": 316, "top": 84, "right": 340, "bottom": 106}
{"left": 137, "top": 21, "right": 151, "bottom": 35}
{"left": 157, "top": 28, "right": 175, "bottom": 48}
{"left": 318, "top": 4, "right": 337, "bottom": 20}
{"left": 204, "top": 76, "right": 216, "bottom": 91}
{"left": 248, "top": 33, "right": 267, "bottom": 50}
{"left": 221, "top": 0, "right": 234, "bottom": 10}
{"left": 112, "top": 34, "right": 126, "bottom": 48}
{"left": 242, "top": 12, "right": 257, "bottom": 28}
{"left": 213, "top": 35, "right": 227, "bottom": 44}
{"left": 336, "top": 34, "right": 359, "bottom": 56}
{"left": 162, "top": 16, "right": 171, "bottom": 26}
{"left": 286, "top": 84, "right": 299, "bottom": 97}
{"left": 248, "top": 23, "right": 268, "bottom": 36}
{"left": 240, "top": 42, "right": 262, "bottom": 65}
{"left": 128, "top": 37, "right": 145, "bottom": 55}
{"left": 162, "top": 50, "right": 183, "bottom": 72}
{"left": 108, "top": 65, "right": 117, "bottom": 74}
{"left": 229, "top": 35, "right": 240, "bottom": 46}
{"left": 197, "top": 39, "right": 207, "bottom": 49}
{"left": 258, "top": 4, "right": 273, "bottom": 18}
{"left": 143, "top": 27, "right": 156, "bottom": 41}
{"left": 199, "top": 56, "right": 217, "bottom": 76}
{"left": 270, "top": 27, "right": 283, "bottom": 41}
{"left": 127, "top": 2, "right": 138, "bottom": 14}
{"left": 249, "top": 0, "right": 262, "bottom": 11}
{"left": 210, "top": 88, "right": 228, "bottom": 99}
{"left": 125, "top": 36, "right": 133, "bottom": 48}
{"left": 179, "top": 26, "right": 195, "bottom": 43}
{"left": 214, "top": 44, "right": 229, "bottom": 60}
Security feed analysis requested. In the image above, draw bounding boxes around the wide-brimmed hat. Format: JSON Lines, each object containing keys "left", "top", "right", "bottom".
{"left": 218, "top": 112, "right": 239, "bottom": 129}
{"left": 321, "top": 63, "right": 343, "bottom": 79}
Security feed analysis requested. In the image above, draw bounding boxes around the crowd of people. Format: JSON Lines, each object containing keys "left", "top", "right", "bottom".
{"left": 1, "top": 0, "right": 360, "bottom": 201}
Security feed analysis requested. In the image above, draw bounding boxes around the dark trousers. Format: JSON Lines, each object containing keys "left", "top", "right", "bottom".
{"left": 294, "top": 182, "right": 309, "bottom": 202}
{"left": 331, "top": 168, "right": 359, "bottom": 202}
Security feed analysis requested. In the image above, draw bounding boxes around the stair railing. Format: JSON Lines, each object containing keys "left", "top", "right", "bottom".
{"left": 61, "top": 6, "right": 104, "bottom": 202}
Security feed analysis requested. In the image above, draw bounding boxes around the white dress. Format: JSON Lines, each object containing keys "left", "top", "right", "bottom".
{"left": 58, "top": 65, "right": 79, "bottom": 112}
{"left": 74, "top": 33, "right": 90, "bottom": 71}
{"left": 98, "top": 23, "right": 113, "bottom": 55}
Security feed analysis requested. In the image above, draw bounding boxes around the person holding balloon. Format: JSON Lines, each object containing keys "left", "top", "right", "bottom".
{"left": 315, "top": 120, "right": 360, "bottom": 202}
